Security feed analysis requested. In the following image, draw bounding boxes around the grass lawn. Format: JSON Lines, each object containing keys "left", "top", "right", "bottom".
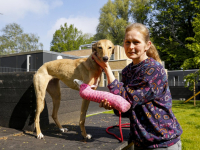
{"left": 102, "top": 100, "right": 200, "bottom": 150}
{"left": 172, "top": 100, "right": 200, "bottom": 150}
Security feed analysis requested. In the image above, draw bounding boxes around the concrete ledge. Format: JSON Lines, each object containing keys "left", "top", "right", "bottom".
{"left": 0, "top": 72, "right": 108, "bottom": 131}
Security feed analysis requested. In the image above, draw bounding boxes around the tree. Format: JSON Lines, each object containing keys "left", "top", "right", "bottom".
{"left": 0, "top": 23, "right": 43, "bottom": 55}
{"left": 181, "top": 14, "right": 200, "bottom": 106}
{"left": 183, "top": 70, "right": 200, "bottom": 106}
{"left": 130, "top": 0, "right": 152, "bottom": 24}
{"left": 95, "top": 0, "right": 130, "bottom": 45}
{"left": 50, "top": 23, "right": 94, "bottom": 52}
{"left": 182, "top": 14, "right": 200, "bottom": 70}
{"left": 95, "top": 0, "right": 154, "bottom": 45}
{"left": 95, "top": 0, "right": 200, "bottom": 70}
{"left": 149, "top": 0, "right": 200, "bottom": 70}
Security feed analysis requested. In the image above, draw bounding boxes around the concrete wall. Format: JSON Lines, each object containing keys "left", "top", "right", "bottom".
{"left": 0, "top": 72, "right": 108, "bottom": 131}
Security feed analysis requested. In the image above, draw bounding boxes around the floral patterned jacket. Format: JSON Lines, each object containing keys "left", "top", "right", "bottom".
{"left": 108, "top": 58, "right": 182, "bottom": 148}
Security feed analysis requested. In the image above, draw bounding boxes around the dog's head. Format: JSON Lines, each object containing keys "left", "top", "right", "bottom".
{"left": 92, "top": 39, "right": 115, "bottom": 62}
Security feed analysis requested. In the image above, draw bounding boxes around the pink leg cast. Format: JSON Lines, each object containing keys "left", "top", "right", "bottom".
{"left": 79, "top": 83, "right": 131, "bottom": 113}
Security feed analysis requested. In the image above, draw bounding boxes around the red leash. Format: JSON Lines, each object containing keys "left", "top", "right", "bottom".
{"left": 106, "top": 112, "right": 130, "bottom": 142}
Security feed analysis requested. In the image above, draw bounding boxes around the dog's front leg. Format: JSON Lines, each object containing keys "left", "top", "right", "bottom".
{"left": 79, "top": 99, "right": 92, "bottom": 139}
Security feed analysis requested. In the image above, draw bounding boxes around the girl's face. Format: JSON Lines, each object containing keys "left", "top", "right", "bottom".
{"left": 123, "top": 29, "right": 151, "bottom": 64}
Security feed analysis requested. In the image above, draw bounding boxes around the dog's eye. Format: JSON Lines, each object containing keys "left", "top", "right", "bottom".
{"left": 109, "top": 47, "right": 112, "bottom": 49}
{"left": 98, "top": 47, "right": 102, "bottom": 49}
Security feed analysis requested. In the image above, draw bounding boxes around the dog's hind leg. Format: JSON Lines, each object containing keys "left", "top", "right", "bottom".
{"left": 79, "top": 99, "right": 92, "bottom": 139}
{"left": 33, "top": 73, "right": 52, "bottom": 139}
{"left": 46, "top": 79, "right": 68, "bottom": 133}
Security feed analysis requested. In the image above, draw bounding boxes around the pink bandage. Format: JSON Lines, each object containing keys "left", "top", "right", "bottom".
{"left": 79, "top": 84, "right": 131, "bottom": 113}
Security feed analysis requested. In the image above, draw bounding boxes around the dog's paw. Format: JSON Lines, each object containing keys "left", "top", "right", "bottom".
{"left": 37, "top": 133, "right": 44, "bottom": 139}
{"left": 85, "top": 134, "right": 92, "bottom": 139}
{"left": 59, "top": 128, "right": 68, "bottom": 133}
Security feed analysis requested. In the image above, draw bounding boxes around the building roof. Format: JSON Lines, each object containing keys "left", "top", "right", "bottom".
{"left": 0, "top": 50, "right": 80, "bottom": 59}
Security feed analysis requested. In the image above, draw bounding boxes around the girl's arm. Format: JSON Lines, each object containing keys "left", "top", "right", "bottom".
{"left": 92, "top": 52, "right": 122, "bottom": 110}
{"left": 92, "top": 52, "right": 117, "bottom": 109}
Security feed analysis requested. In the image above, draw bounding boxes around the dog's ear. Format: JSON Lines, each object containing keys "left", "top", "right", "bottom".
{"left": 92, "top": 42, "right": 97, "bottom": 52}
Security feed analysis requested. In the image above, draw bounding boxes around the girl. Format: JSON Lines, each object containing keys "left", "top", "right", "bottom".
{"left": 92, "top": 23, "right": 182, "bottom": 150}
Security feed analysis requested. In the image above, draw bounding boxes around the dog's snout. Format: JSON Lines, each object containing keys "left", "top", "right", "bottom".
{"left": 103, "top": 56, "right": 108, "bottom": 62}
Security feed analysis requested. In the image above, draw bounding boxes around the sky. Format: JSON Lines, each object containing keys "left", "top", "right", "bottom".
{"left": 0, "top": 0, "right": 109, "bottom": 50}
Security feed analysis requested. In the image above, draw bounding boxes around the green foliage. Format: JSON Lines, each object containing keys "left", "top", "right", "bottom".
{"left": 130, "top": 0, "right": 152, "bottom": 24}
{"left": 50, "top": 23, "right": 94, "bottom": 52}
{"left": 149, "top": 0, "right": 200, "bottom": 70}
{"left": 96, "top": 0, "right": 200, "bottom": 70}
{"left": 183, "top": 14, "right": 200, "bottom": 69}
{"left": 181, "top": 14, "right": 200, "bottom": 90}
{"left": 0, "top": 23, "right": 43, "bottom": 55}
{"left": 95, "top": 0, "right": 130, "bottom": 45}
{"left": 183, "top": 70, "right": 200, "bottom": 91}
{"left": 95, "top": 0, "right": 152, "bottom": 45}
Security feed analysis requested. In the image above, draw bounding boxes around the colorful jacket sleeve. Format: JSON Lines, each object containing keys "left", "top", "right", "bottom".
{"left": 107, "top": 61, "right": 168, "bottom": 109}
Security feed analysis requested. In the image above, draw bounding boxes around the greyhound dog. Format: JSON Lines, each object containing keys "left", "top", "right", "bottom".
{"left": 33, "top": 39, "right": 115, "bottom": 139}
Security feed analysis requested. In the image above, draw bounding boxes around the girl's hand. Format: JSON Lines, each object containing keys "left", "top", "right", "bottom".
{"left": 92, "top": 52, "right": 115, "bottom": 85}
{"left": 92, "top": 52, "right": 109, "bottom": 69}
{"left": 99, "top": 99, "right": 113, "bottom": 110}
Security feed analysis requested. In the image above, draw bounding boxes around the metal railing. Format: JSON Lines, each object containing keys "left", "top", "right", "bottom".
{"left": 168, "top": 80, "right": 185, "bottom": 86}
{"left": 0, "top": 67, "right": 36, "bottom": 73}
{"left": 168, "top": 80, "right": 200, "bottom": 86}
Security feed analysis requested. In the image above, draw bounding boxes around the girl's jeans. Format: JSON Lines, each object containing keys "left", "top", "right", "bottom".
{"left": 127, "top": 140, "right": 182, "bottom": 150}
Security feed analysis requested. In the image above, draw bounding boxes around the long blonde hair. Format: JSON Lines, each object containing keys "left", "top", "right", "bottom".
{"left": 125, "top": 23, "right": 162, "bottom": 64}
